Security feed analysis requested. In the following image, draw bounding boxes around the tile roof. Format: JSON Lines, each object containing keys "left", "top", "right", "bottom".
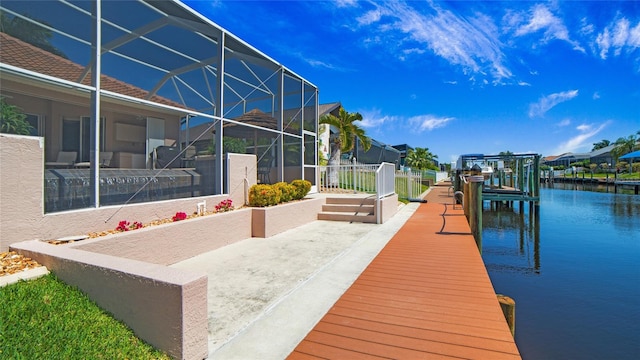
{"left": 318, "top": 102, "right": 341, "bottom": 116}
{"left": 0, "top": 32, "right": 184, "bottom": 108}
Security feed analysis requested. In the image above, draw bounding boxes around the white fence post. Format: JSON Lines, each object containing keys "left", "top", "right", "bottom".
{"left": 408, "top": 171, "right": 413, "bottom": 199}
{"left": 352, "top": 157, "right": 357, "bottom": 194}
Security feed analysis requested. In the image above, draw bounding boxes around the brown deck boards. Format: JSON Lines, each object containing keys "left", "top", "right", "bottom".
{"left": 287, "top": 183, "right": 521, "bottom": 359}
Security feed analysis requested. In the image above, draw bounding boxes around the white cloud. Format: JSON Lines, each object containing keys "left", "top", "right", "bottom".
{"left": 335, "top": 0, "right": 357, "bottom": 8}
{"left": 596, "top": 17, "right": 640, "bottom": 60}
{"left": 359, "top": 108, "right": 400, "bottom": 128}
{"left": 399, "top": 47, "right": 426, "bottom": 61}
{"left": 507, "top": 4, "right": 585, "bottom": 52}
{"left": 357, "top": 9, "right": 383, "bottom": 26}
{"left": 612, "top": 18, "right": 630, "bottom": 56}
{"left": 444, "top": 80, "right": 458, "bottom": 85}
{"left": 580, "top": 18, "right": 595, "bottom": 36}
{"left": 408, "top": 114, "right": 454, "bottom": 131}
{"left": 528, "top": 89, "right": 579, "bottom": 118}
{"left": 518, "top": 81, "right": 531, "bottom": 86}
{"left": 630, "top": 22, "right": 640, "bottom": 47}
{"left": 576, "top": 124, "right": 591, "bottom": 132}
{"left": 306, "top": 59, "right": 337, "bottom": 69}
{"left": 554, "top": 122, "right": 609, "bottom": 154}
{"left": 596, "top": 28, "right": 611, "bottom": 59}
{"left": 359, "top": 109, "right": 453, "bottom": 132}
{"left": 355, "top": 1, "right": 512, "bottom": 82}
{"left": 403, "top": 48, "right": 426, "bottom": 55}
{"left": 557, "top": 119, "right": 571, "bottom": 127}
{"left": 593, "top": 92, "right": 600, "bottom": 100}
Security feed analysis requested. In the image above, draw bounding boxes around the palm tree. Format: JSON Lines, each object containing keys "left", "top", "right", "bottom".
{"left": 320, "top": 107, "right": 371, "bottom": 185}
{"left": 611, "top": 134, "right": 639, "bottom": 160}
{"left": 592, "top": 139, "right": 611, "bottom": 151}
{"left": 499, "top": 150, "right": 516, "bottom": 170}
{"left": 611, "top": 133, "right": 639, "bottom": 173}
{"left": 0, "top": 11, "right": 67, "bottom": 58}
{"left": 405, "top": 147, "right": 438, "bottom": 171}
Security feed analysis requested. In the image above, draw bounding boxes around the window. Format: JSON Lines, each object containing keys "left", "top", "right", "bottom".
{"left": 26, "top": 114, "right": 42, "bottom": 136}
{"left": 62, "top": 116, "right": 106, "bottom": 162}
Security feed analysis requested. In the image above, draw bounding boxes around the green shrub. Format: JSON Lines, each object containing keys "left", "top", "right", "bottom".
{"left": 248, "top": 184, "right": 279, "bottom": 207}
{"left": 248, "top": 180, "right": 311, "bottom": 206}
{"left": 291, "top": 179, "right": 312, "bottom": 200}
{"left": 1, "top": 97, "right": 33, "bottom": 135}
{"left": 273, "top": 182, "right": 296, "bottom": 203}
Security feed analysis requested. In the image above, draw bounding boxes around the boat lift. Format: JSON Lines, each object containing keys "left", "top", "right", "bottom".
{"left": 454, "top": 153, "right": 542, "bottom": 203}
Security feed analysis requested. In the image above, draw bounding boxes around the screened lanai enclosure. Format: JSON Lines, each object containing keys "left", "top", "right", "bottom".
{"left": 0, "top": 0, "right": 318, "bottom": 213}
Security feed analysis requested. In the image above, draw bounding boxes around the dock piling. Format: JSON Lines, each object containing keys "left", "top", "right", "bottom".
{"left": 469, "top": 175, "right": 484, "bottom": 253}
{"left": 463, "top": 177, "right": 471, "bottom": 220}
{"left": 497, "top": 294, "right": 516, "bottom": 337}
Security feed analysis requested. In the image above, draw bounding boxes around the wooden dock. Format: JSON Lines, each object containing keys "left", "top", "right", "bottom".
{"left": 287, "top": 183, "right": 521, "bottom": 359}
{"left": 544, "top": 177, "right": 640, "bottom": 194}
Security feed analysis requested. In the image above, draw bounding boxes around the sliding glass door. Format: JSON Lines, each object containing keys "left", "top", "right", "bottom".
{"left": 61, "top": 117, "right": 105, "bottom": 162}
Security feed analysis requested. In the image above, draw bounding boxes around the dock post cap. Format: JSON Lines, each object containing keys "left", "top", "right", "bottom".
{"left": 469, "top": 175, "right": 485, "bottom": 183}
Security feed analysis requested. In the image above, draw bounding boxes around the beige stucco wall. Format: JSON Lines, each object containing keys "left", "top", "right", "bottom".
{"left": 0, "top": 134, "right": 45, "bottom": 251}
{"left": 74, "top": 207, "right": 253, "bottom": 265}
{"left": 0, "top": 134, "right": 247, "bottom": 252}
{"left": 10, "top": 240, "right": 208, "bottom": 360}
{"left": 227, "top": 153, "right": 257, "bottom": 207}
{"left": 251, "top": 197, "right": 325, "bottom": 238}
{"left": 378, "top": 193, "right": 399, "bottom": 223}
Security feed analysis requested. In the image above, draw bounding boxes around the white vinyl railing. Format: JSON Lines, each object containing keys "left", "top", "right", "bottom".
{"left": 319, "top": 159, "right": 379, "bottom": 193}
{"left": 376, "top": 162, "right": 396, "bottom": 224}
{"left": 376, "top": 163, "right": 396, "bottom": 198}
{"left": 423, "top": 170, "right": 449, "bottom": 183}
{"left": 319, "top": 160, "right": 397, "bottom": 223}
{"left": 395, "top": 169, "right": 423, "bottom": 200}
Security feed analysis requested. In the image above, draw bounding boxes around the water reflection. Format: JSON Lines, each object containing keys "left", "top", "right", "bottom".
{"left": 543, "top": 183, "right": 640, "bottom": 232}
{"left": 483, "top": 202, "right": 541, "bottom": 274}
{"left": 543, "top": 181, "right": 637, "bottom": 195}
{"left": 483, "top": 188, "right": 640, "bottom": 360}
{"left": 483, "top": 189, "right": 639, "bottom": 276}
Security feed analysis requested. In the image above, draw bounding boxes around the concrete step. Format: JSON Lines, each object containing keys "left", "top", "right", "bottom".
{"left": 322, "top": 204, "right": 374, "bottom": 214}
{"left": 324, "top": 197, "right": 376, "bottom": 205}
{"left": 317, "top": 212, "right": 377, "bottom": 223}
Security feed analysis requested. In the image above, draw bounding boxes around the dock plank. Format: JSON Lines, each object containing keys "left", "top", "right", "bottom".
{"left": 287, "top": 184, "right": 521, "bottom": 359}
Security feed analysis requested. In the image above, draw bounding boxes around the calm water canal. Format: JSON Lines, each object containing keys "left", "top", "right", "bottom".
{"left": 482, "top": 186, "right": 640, "bottom": 360}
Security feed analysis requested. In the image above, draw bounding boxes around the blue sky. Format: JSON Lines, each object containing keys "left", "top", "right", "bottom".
{"left": 184, "top": 0, "right": 640, "bottom": 163}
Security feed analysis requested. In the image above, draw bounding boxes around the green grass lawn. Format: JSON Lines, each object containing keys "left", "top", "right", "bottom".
{"left": 396, "top": 183, "right": 429, "bottom": 202}
{"left": 561, "top": 172, "right": 640, "bottom": 179}
{"left": 0, "top": 273, "right": 171, "bottom": 359}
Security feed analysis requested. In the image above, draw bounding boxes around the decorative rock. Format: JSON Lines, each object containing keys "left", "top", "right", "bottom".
{"left": 0, "top": 251, "right": 48, "bottom": 287}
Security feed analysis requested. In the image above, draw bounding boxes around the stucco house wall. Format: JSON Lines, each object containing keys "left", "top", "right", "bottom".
{"left": 0, "top": 134, "right": 243, "bottom": 252}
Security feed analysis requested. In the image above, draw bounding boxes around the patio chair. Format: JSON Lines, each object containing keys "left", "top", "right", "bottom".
{"left": 181, "top": 146, "right": 197, "bottom": 168}
{"left": 453, "top": 191, "right": 464, "bottom": 210}
{"left": 257, "top": 155, "right": 272, "bottom": 184}
{"left": 73, "top": 151, "right": 113, "bottom": 168}
{"left": 45, "top": 151, "right": 77, "bottom": 168}
{"left": 153, "top": 146, "right": 181, "bottom": 169}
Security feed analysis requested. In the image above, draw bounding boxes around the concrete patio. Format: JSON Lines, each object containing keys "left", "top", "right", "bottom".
{"left": 171, "top": 183, "right": 519, "bottom": 359}
{"left": 171, "top": 199, "right": 417, "bottom": 359}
